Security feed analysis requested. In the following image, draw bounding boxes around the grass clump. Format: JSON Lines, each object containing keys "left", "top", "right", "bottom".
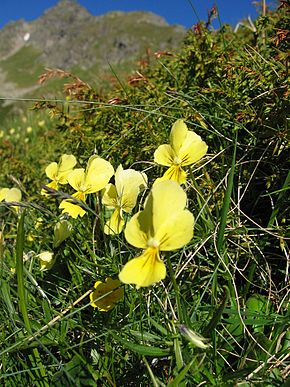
{"left": 0, "top": 2, "right": 289, "bottom": 386}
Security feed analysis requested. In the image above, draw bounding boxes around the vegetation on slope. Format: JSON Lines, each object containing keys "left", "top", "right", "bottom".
{"left": 0, "top": 1, "right": 289, "bottom": 385}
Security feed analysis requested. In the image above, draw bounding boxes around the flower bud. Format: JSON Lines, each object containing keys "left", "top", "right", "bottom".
{"left": 53, "top": 220, "right": 72, "bottom": 248}
{"left": 37, "top": 251, "right": 54, "bottom": 271}
{"left": 178, "top": 324, "right": 210, "bottom": 349}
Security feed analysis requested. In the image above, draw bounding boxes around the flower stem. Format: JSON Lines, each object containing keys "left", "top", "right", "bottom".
{"left": 166, "top": 255, "right": 183, "bottom": 323}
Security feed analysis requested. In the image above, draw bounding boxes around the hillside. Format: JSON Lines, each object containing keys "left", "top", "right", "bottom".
{"left": 0, "top": 1, "right": 289, "bottom": 385}
{"left": 0, "top": 0, "right": 185, "bottom": 102}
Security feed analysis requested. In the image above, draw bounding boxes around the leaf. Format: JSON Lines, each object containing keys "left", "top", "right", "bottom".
{"left": 111, "top": 332, "right": 171, "bottom": 357}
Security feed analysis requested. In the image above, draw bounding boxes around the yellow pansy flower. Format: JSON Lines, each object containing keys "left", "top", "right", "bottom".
{"left": 154, "top": 119, "right": 208, "bottom": 184}
{"left": 102, "top": 165, "right": 147, "bottom": 234}
{"left": 119, "top": 180, "right": 194, "bottom": 288}
{"left": 59, "top": 156, "right": 114, "bottom": 218}
{"left": 90, "top": 278, "right": 124, "bottom": 311}
{"left": 42, "top": 154, "right": 77, "bottom": 194}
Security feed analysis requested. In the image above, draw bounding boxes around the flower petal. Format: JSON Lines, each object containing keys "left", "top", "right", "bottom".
{"left": 104, "top": 208, "right": 125, "bottom": 235}
{"left": 1, "top": 188, "right": 22, "bottom": 202}
{"left": 119, "top": 247, "right": 166, "bottom": 287}
{"left": 156, "top": 165, "right": 187, "bottom": 185}
{"left": 102, "top": 184, "right": 118, "bottom": 208}
{"left": 170, "top": 119, "right": 188, "bottom": 154}
{"left": 73, "top": 191, "right": 86, "bottom": 202}
{"left": 58, "top": 154, "right": 77, "bottom": 173}
{"left": 179, "top": 131, "right": 208, "bottom": 166}
{"left": 90, "top": 278, "right": 124, "bottom": 311}
{"left": 67, "top": 169, "right": 86, "bottom": 191}
{"left": 124, "top": 211, "right": 149, "bottom": 249}
{"left": 85, "top": 156, "right": 114, "bottom": 193}
{"left": 41, "top": 180, "right": 58, "bottom": 196}
{"left": 0, "top": 188, "right": 9, "bottom": 201}
{"left": 155, "top": 210, "right": 194, "bottom": 251}
{"left": 59, "top": 200, "right": 86, "bottom": 218}
{"left": 45, "top": 162, "right": 58, "bottom": 180}
{"left": 115, "top": 165, "right": 147, "bottom": 212}
{"left": 58, "top": 154, "right": 77, "bottom": 183}
{"left": 154, "top": 144, "right": 175, "bottom": 167}
{"left": 7, "top": 188, "right": 22, "bottom": 202}
{"left": 149, "top": 180, "right": 187, "bottom": 232}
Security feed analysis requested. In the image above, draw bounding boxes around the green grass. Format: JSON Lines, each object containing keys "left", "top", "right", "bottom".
{"left": 0, "top": 4, "right": 289, "bottom": 386}
{"left": 0, "top": 46, "right": 44, "bottom": 87}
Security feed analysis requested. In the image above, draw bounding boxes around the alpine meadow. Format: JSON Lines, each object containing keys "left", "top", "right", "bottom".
{"left": 0, "top": 1, "right": 289, "bottom": 386}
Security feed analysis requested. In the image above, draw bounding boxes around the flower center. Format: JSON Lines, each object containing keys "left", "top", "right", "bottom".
{"left": 147, "top": 238, "right": 160, "bottom": 248}
{"left": 75, "top": 191, "right": 86, "bottom": 201}
{"left": 78, "top": 184, "right": 87, "bottom": 192}
{"left": 173, "top": 156, "right": 182, "bottom": 165}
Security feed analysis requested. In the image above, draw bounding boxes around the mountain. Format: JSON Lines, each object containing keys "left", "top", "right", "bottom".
{"left": 0, "top": 0, "right": 186, "bottom": 101}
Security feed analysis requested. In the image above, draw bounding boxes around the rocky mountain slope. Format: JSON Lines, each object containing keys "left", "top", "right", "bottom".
{"left": 0, "top": 0, "right": 186, "bottom": 100}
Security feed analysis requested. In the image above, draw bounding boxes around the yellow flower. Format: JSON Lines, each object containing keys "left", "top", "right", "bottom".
{"left": 154, "top": 119, "right": 208, "bottom": 184}
{"left": 0, "top": 187, "right": 22, "bottom": 212}
{"left": 42, "top": 154, "right": 77, "bottom": 194}
{"left": 90, "top": 278, "right": 124, "bottom": 311}
{"left": 102, "top": 164, "right": 147, "bottom": 234}
{"left": 0, "top": 187, "right": 22, "bottom": 202}
{"left": 38, "top": 120, "right": 45, "bottom": 127}
{"left": 59, "top": 156, "right": 114, "bottom": 218}
{"left": 119, "top": 180, "right": 194, "bottom": 288}
{"left": 59, "top": 200, "right": 86, "bottom": 218}
{"left": 37, "top": 251, "right": 55, "bottom": 271}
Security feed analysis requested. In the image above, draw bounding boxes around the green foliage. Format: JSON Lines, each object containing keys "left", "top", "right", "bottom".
{"left": 0, "top": 3, "right": 289, "bottom": 386}
{"left": 0, "top": 46, "right": 44, "bottom": 87}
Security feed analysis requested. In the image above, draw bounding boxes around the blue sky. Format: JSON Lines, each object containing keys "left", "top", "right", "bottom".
{"left": 1, "top": 0, "right": 260, "bottom": 29}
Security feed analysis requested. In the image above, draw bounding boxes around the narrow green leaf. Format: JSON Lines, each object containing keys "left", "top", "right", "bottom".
{"left": 15, "top": 210, "right": 49, "bottom": 386}
{"left": 149, "top": 317, "right": 169, "bottom": 336}
{"left": 267, "top": 170, "right": 290, "bottom": 227}
{"left": 168, "top": 358, "right": 195, "bottom": 387}
{"left": 143, "top": 357, "right": 161, "bottom": 387}
{"left": 16, "top": 210, "right": 30, "bottom": 331}
{"left": 203, "top": 287, "right": 229, "bottom": 336}
{"left": 129, "top": 330, "right": 161, "bottom": 342}
{"left": 111, "top": 332, "right": 171, "bottom": 357}
{"left": 174, "top": 338, "right": 183, "bottom": 370}
{"left": 217, "top": 132, "right": 238, "bottom": 254}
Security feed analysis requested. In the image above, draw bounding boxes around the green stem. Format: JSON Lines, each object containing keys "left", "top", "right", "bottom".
{"left": 267, "top": 170, "right": 290, "bottom": 228}
{"left": 188, "top": 169, "right": 214, "bottom": 230}
{"left": 167, "top": 255, "right": 183, "bottom": 323}
{"left": 213, "top": 132, "right": 237, "bottom": 302}
{"left": 217, "top": 131, "right": 238, "bottom": 258}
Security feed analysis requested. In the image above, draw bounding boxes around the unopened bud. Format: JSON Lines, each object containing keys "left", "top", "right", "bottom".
{"left": 178, "top": 324, "right": 210, "bottom": 349}
{"left": 53, "top": 220, "right": 72, "bottom": 248}
{"left": 37, "top": 251, "right": 54, "bottom": 271}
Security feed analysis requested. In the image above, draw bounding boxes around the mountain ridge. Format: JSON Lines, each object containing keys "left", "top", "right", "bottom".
{"left": 0, "top": 0, "right": 186, "bottom": 101}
